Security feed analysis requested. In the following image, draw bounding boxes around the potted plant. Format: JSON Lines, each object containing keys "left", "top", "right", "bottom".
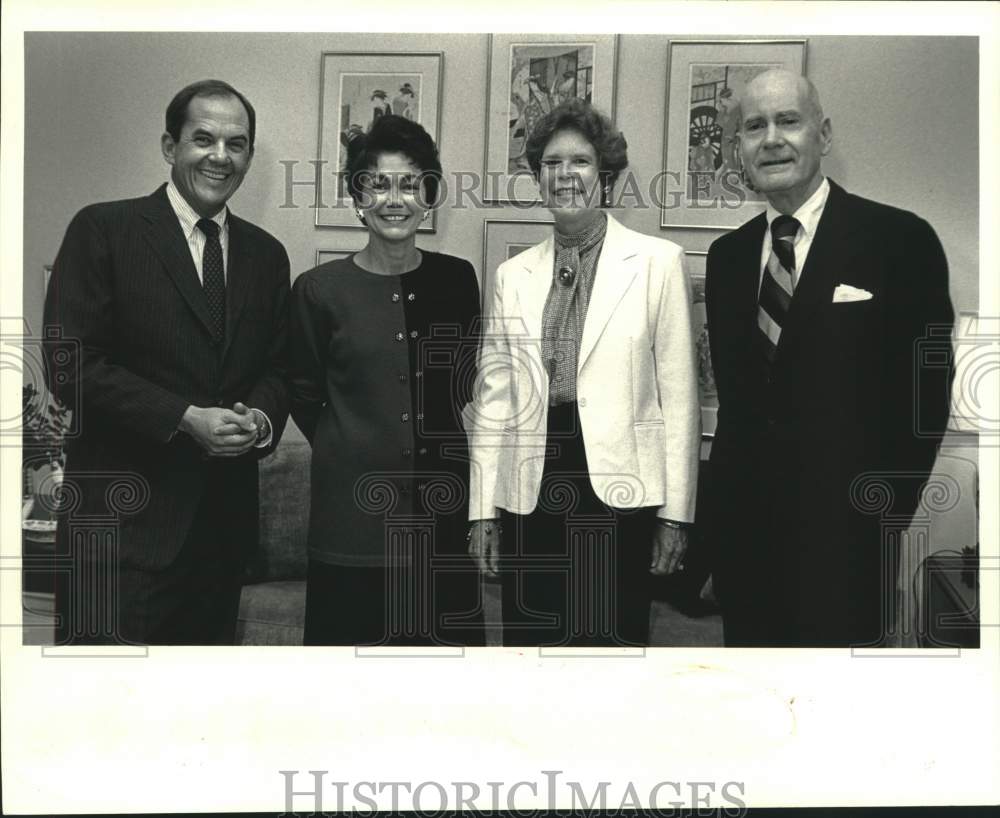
{"left": 21, "top": 384, "right": 69, "bottom": 520}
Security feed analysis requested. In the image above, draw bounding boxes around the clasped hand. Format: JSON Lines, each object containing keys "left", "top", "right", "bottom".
{"left": 467, "top": 518, "right": 501, "bottom": 579}
{"left": 180, "top": 402, "right": 258, "bottom": 457}
{"left": 650, "top": 524, "right": 688, "bottom": 575}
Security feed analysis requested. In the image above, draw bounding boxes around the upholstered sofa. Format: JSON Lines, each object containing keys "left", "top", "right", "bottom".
{"left": 235, "top": 420, "right": 311, "bottom": 645}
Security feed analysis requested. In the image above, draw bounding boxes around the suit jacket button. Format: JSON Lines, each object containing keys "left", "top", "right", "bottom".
{"left": 578, "top": 397, "right": 587, "bottom": 408}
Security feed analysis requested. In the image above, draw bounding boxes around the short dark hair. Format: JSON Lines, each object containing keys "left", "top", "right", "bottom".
{"left": 524, "top": 98, "right": 628, "bottom": 203}
{"left": 164, "top": 79, "right": 256, "bottom": 153}
{"left": 345, "top": 114, "right": 443, "bottom": 209}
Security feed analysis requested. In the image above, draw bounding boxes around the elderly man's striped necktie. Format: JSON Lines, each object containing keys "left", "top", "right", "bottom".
{"left": 757, "top": 214, "right": 801, "bottom": 362}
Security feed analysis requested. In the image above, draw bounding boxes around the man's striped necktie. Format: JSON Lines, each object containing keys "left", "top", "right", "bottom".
{"left": 757, "top": 214, "right": 801, "bottom": 362}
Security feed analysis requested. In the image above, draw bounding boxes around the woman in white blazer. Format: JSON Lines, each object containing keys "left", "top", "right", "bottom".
{"left": 467, "top": 100, "right": 700, "bottom": 646}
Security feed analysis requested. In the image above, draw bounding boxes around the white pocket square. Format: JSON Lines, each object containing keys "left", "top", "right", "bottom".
{"left": 832, "top": 284, "right": 873, "bottom": 303}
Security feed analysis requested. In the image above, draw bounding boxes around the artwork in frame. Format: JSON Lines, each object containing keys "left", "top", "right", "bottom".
{"left": 685, "top": 251, "right": 718, "bottom": 438}
{"left": 481, "top": 218, "right": 554, "bottom": 310}
{"left": 315, "top": 51, "right": 443, "bottom": 231}
{"left": 660, "top": 39, "right": 807, "bottom": 230}
{"left": 484, "top": 34, "right": 618, "bottom": 205}
{"left": 315, "top": 249, "right": 358, "bottom": 266}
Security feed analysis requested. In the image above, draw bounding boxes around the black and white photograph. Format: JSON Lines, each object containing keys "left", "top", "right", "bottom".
{"left": 316, "top": 49, "right": 442, "bottom": 228}
{"left": 685, "top": 250, "right": 718, "bottom": 437}
{"left": 484, "top": 32, "right": 618, "bottom": 203}
{"left": 1, "top": 1, "right": 997, "bottom": 814}
{"left": 661, "top": 38, "right": 808, "bottom": 228}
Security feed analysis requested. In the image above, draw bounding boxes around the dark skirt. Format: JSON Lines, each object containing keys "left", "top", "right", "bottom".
{"left": 500, "top": 402, "right": 656, "bottom": 647}
{"left": 303, "top": 524, "right": 485, "bottom": 647}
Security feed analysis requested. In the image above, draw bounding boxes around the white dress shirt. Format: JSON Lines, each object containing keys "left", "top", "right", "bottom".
{"left": 166, "top": 182, "right": 229, "bottom": 284}
{"left": 758, "top": 176, "right": 831, "bottom": 291}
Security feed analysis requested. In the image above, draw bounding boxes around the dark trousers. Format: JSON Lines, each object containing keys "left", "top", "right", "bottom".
{"left": 714, "top": 540, "right": 783, "bottom": 647}
{"left": 54, "top": 493, "right": 245, "bottom": 646}
{"left": 715, "top": 518, "right": 899, "bottom": 648}
{"left": 303, "top": 558, "right": 485, "bottom": 647}
{"left": 500, "top": 402, "right": 655, "bottom": 647}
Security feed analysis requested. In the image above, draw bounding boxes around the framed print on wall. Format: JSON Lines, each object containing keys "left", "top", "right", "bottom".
{"left": 660, "top": 39, "right": 807, "bottom": 230}
{"left": 315, "top": 249, "right": 357, "bottom": 266}
{"left": 315, "top": 51, "right": 443, "bottom": 231}
{"left": 686, "top": 251, "right": 718, "bottom": 438}
{"left": 481, "top": 218, "right": 554, "bottom": 310}
{"left": 484, "top": 34, "right": 618, "bottom": 205}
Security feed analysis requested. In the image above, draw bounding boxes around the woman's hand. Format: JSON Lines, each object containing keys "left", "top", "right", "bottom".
{"left": 650, "top": 524, "right": 688, "bottom": 575}
{"left": 467, "top": 519, "right": 502, "bottom": 579}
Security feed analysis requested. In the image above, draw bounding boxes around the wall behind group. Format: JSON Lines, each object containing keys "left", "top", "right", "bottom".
{"left": 22, "top": 32, "right": 978, "bottom": 338}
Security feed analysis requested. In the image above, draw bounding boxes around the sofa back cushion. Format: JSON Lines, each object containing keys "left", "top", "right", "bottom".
{"left": 246, "top": 419, "right": 311, "bottom": 582}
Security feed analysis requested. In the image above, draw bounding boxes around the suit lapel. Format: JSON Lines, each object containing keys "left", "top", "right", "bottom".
{"left": 512, "top": 215, "right": 643, "bottom": 371}
{"left": 222, "top": 215, "right": 254, "bottom": 360}
{"left": 578, "top": 214, "right": 639, "bottom": 369}
{"left": 512, "top": 236, "right": 555, "bottom": 341}
{"left": 780, "top": 180, "right": 863, "bottom": 351}
{"left": 728, "top": 213, "right": 768, "bottom": 326}
{"left": 138, "top": 185, "right": 216, "bottom": 339}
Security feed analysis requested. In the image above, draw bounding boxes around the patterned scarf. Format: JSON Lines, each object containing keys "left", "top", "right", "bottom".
{"left": 540, "top": 213, "right": 608, "bottom": 406}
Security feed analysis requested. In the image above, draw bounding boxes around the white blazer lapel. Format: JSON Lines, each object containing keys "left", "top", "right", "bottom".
{"left": 510, "top": 236, "right": 555, "bottom": 341}
{"left": 579, "top": 214, "right": 639, "bottom": 370}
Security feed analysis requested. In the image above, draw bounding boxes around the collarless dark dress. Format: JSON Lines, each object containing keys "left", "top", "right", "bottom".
{"left": 289, "top": 251, "right": 484, "bottom": 646}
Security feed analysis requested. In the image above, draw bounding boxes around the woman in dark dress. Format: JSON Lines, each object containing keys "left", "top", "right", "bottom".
{"left": 289, "top": 115, "right": 484, "bottom": 646}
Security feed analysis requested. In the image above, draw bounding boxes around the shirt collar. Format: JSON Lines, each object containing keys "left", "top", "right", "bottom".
{"left": 765, "top": 176, "right": 829, "bottom": 240}
{"left": 166, "top": 181, "right": 228, "bottom": 239}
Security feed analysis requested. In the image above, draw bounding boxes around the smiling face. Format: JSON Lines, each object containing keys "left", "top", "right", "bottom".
{"left": 738, "top": 71, "right": 832, "bottom": 213}
{"left": 161, "top": 94, "right": 252, "bottom": 218}
{"left": 356, "top": 151, "right": 426, "bottom": 244}
{"left": 538, "top": 128, "right": 604, "bottom": 229}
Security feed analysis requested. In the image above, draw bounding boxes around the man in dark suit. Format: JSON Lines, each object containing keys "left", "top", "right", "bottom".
{"left": 705, "top": 70, "right": 954, "bottom": 647}
{"left": 43, "top": 79, "right": 290, "bottom": 645}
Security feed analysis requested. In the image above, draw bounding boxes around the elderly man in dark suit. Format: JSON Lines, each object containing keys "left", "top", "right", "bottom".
{"left": 705, "top": 69, "right": 954, "bottom": 647}
{"left": 43, "top": 79, "right": 290, "bottom": 645}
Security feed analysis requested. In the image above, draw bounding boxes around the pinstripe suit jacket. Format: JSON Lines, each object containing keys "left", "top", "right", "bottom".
{"left": 43, "top": 184, "right": 290, "bottom": 571}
